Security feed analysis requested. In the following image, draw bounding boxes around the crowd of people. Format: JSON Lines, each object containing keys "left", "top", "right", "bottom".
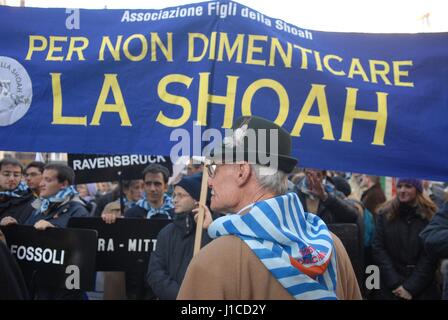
{"left": 1, "top": 117, "right": 448, "bottom": 300}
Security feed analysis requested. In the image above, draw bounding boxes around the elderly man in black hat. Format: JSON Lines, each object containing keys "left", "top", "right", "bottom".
{"left": 177, "top": 116, "right": 361, "bottom": 300}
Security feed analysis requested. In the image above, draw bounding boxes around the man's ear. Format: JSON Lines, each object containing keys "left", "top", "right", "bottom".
{"left": 62, "top": 180, "right": 70, "bottom": 188}
{"left": 235, "top": 163, "right": 252, "bottom": 187}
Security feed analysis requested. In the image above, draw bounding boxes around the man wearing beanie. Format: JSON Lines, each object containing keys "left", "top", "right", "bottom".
{"left": 146, "top": 173, "right": 214, "bottom": 300}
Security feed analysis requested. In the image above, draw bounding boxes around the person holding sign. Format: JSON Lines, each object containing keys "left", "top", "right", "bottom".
{"left": 23, "top": 164, "right": 89, "bottom": 230}
{"left": 147, "top": 173, "right": 214, "bottom": 300}
{"left": 178, "top": 116, "right": 361, "bottom": 300}
{"left": 99, "top": 164, "right": 173, "bottom": 299}
{"left": 0, "top": 158, "right": 35, "bottom": 226}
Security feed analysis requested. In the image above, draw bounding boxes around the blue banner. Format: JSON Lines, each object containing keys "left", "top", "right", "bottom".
{"left": 0, "top": 1, "right": 447, "bottom": 180}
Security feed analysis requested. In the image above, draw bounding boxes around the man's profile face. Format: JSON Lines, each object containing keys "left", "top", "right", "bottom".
{"left": 208, "top": 164, "right": 240, "bottom": 213}
{"left": 0, "top": 164, "right": 22, "bottom": 191}
{"left": 25, "top": 167, "right": 43, "bottom": 192}
{"left": 39, "top": 169, "right": 67, "bottom": 198}
{"left": 144, "top": 172, "right": 167, "bottom": 203}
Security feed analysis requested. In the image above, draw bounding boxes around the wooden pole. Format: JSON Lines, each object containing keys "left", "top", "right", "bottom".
{"left": 193, "top": 170, "right": 209, "bottom": 256}
{"left": 117, "top": 171, "right": 125, "bottom": 216}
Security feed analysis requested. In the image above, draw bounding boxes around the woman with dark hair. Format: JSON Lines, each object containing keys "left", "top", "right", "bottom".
{"left": 372, "top": 178, "right": 441, "bottom": 300}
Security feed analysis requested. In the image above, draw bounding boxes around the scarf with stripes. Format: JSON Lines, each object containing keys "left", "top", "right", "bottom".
{"left": 121, "top": 196, "right": 138, "bottom": 210}
{"left": 33, "top": 185, "right": 78, "bottom": 215}
{"left": 136, "top": 194, "right": 174, "bottom": 219}
{"left": 208, "top": 192, "right": 338, "bottom": 300}
{"left": 0, "top": 181, "right": 29, "bottom": 198}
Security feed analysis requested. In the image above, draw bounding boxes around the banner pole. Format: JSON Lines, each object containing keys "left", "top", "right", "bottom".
{"left": 117, "top": 170, "right": 125, "bottom": 216}
{"left": 193, "top": 170, "right": 209, "bottom": 256}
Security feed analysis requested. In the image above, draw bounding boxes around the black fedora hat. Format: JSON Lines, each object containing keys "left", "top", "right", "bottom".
{"left": 209, "top": 116, "right": 298, "bottom": 173}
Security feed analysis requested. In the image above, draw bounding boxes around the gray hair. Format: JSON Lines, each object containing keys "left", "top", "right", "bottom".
{"left": 250, "top": 164, "right": 289, "bottom": 195}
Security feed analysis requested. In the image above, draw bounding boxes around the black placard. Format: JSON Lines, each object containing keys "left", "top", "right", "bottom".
{"left": 67, "top": 154, "right": 173, "bottom": 184}
{"left": 67, "top": 217, "right": 171, "bottom": 271}
{"left": 0, "top": 224, "right": 97, "bottom": 291}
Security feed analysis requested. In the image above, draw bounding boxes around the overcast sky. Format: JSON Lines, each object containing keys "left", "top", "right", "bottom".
{"left": 4, "top": 0, "right": 448, "bottom": 33}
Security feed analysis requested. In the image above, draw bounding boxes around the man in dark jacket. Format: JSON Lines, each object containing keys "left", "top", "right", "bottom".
{"left": 420, "top": 201, "right": 448, "bottom": 299}
{"left": 147, "top": 173, "right": 213, "bottom": 299}
{"left": 0, "top": 158, "right": 35, "bottom": 225}
{"left": 294, "top": 169, "right": 359, "bottom": 224}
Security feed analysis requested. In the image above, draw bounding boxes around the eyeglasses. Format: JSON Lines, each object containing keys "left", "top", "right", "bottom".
{"left": 1, "top": 171, "right": 22, "bottom": 178}
{"left": 206, "top": 162, "right": 245, "bottom": 178}
{"left": 206, "top": 163, "right": 218, "bottom": 178}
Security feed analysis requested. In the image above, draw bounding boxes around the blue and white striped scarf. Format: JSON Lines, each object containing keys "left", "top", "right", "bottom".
{"left": 0, "top": 181, "right": 29, "bottom": 198}
{"left": 34, "top": 185, "right": 79, "bottom": 215}
{"left": 208, "top": 192, "right": 338, "bottom": 300}
{"left": 121, "top": 196, "right": 138, "bottom": 210}
{"left": 136, "top": 194, "right": 174, "bottom": 219}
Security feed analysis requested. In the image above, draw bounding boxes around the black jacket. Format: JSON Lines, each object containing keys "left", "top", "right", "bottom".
{"left": 147, "top": 212, "right": 213, "bottom": 300}
{"left": 295, "top": 188, "right": 359, "bottom": 224}
{"left": 0, "top": 240, "right": 29, "bottom": 299}
{"left": 0, "top": 191, "right": 35, "bottom": 224}
{"left": 25, "top": 196, "right": 89, "bottom": 228}
{"left": 420, "top": 201, "right": 448, "bottom": 259}
{"left": 372, "top": 204, "right": 441, "bottom": 300}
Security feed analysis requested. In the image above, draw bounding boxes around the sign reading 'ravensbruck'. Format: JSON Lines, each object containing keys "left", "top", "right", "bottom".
{"left": 67, "top": 154, "right": 172, "bottom": 184}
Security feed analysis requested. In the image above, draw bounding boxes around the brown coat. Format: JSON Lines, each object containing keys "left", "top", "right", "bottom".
{"left": 177, "top": 233, "right": 362, "bottom": 300}
{"left": 361, "top": 184, "right": 386, "bottom": 215}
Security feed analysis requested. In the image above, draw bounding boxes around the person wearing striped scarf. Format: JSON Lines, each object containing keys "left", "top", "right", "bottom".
{"left": 23, "top": 163, "right": 89, "bottom": 230}
{"left": 0, "top": 158, "right": 35, "bottom": 225}
{"left": 178, "top": 116, "right": 361, "bottom": 300}
{"left": 125, "top": 164, "right": 174, "bottom": 220}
